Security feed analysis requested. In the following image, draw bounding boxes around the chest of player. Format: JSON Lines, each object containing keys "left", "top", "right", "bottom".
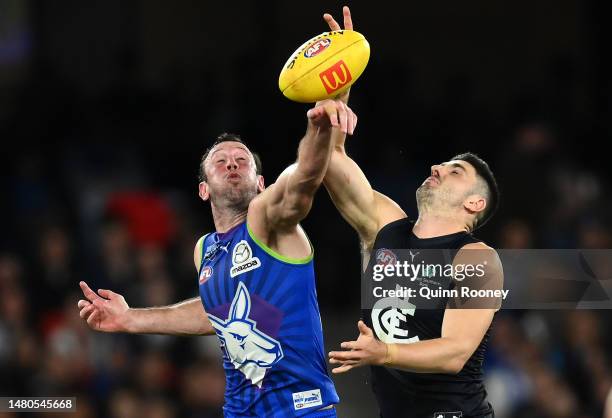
{"left": 197, "top": 227, "right": 266, "bottom": 304}
{"left": 364, "top": 219, "right": 480, "bottom": 343}
{"left": 365, "top": 247, "right": 452, "bottom": 343}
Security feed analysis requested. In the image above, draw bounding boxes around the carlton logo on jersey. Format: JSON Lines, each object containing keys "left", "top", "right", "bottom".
{"left": 208, "top": 282, "right": 284, "bottom": 388}
{"left": 434, "top": 412, "right": 463, "bottom": 418}
{"left": 371, "top": 285, "right": 420, "bottom": 344}
{"left": 230, "top": 240, "right": 261, "bottom": 278}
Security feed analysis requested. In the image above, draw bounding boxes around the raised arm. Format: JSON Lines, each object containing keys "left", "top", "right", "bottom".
{"left": 322, "top": 6, "right": 405, "bottom": 250}
{"left": 324, "top": 133, "right": 406, "bottom": 249}
{"left": 249, "top": 99, "right": 353, "bottom": 233}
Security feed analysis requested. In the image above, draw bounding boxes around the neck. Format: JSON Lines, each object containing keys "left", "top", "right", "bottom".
{"left": 412, "top": 211, "right": 468, "bottom": 239}
{"left": 211, "top": 204, "right": 248, "bottom": 233}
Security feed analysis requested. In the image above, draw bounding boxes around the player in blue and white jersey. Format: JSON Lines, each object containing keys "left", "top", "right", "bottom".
{"left": 76, "top": 99, "right": 358, "bottom": 417}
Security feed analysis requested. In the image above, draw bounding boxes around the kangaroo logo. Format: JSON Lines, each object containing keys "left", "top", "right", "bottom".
{"left": 208, "top": 282, "right": 283, "bottom": 387}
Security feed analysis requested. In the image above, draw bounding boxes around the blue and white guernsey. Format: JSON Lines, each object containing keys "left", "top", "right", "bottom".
{"left": 197, "top": 222, "right": 339, "bottom": 417}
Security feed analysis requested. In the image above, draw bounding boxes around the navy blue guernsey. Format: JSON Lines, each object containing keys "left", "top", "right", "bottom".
{"left": 364, "top": 218, "right": 494, "bottom": 418}
{"left": 197, "top": 222, "right": 338, "bottom": 417}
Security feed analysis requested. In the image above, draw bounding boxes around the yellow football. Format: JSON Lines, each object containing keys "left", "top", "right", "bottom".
{"left": 278, "top": 30, "right": 370, "bottom": 103}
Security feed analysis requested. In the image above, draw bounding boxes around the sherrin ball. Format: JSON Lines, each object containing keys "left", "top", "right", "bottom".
{"left": 279, "top": 30, "right": 370, "bottom": 103}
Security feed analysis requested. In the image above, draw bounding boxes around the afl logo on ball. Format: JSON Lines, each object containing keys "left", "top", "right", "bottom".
{"left": 199, "top": 266, "right": 213, "bottom": 284}
{"left": 375, "top": 249, "right": 397, "bottom": 266}
{"left": 304, "top": 38, "right": 331, "bottom": 58}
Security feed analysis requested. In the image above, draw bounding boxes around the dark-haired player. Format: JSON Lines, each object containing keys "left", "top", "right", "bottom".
{"left": 323, "top": 7, "right": 503, "bottom": 418}
{"left": 77, "top": 99, "right": 357, "bottom": 417}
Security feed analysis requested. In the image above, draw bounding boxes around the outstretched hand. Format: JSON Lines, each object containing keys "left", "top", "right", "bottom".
{"left": 323, "top": 6, "right": 354, "bottom": 104}
{"left": 329, "top": 320, "right": 388, "bottom": 374}
{"left": 323, "top": 5, "right": 353, "bottom": 32}
{"left": 307, "top": 99, "right": 357, "bottom": 135}
{"left": 77, "top": 281, "right": 131, "bottom": 332}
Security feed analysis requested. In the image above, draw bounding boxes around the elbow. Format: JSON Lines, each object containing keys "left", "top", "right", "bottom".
{"left": 442, "top": 359, "right": 466, "bottom": 375}
{"left": 441, "top": 352, "right": 471, "bottom": 374}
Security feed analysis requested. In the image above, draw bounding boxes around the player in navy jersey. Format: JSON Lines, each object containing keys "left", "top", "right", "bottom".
{"left": 76, "top": 98, "right": 358, "bottom": 417}
{"left": 322, "top": 7, "right": 503, "bottom": 418}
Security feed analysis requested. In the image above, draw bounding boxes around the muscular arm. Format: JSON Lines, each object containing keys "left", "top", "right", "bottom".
{"left": 330, "top": 243, "right": 503, "bottom": 374}
{"left": 250, "top": 100, "right": 348, "bottom": 231}
{"left": 247, "top": 100, "right": 353, "bottom": 259}
{"left": 324, "top": 138, "right": 406, "bottom": 249}
{"left": 76, "top": 237, "right": 215, "bottom": 336}
{"left": 126, "top": 297, "right": 213, "bottom": 336}
{"left": 321, "top": 6, "right": 405, "bottom": 250}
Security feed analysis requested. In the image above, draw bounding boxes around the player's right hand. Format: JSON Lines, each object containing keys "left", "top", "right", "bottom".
{"left": 77, "top": 281, "right": 131, "bottom": 333}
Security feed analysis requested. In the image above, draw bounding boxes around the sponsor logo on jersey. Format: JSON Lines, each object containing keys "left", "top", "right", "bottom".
{"left": 304, "top": 38, "right": 331, "bottom": 58}
{"left": 208, "top": 282, "right": 284, "bottom": 388}
{"left": 292, "top": 389, "right": 323, "bottom": 410}
{"left": 319, "top": 60, "right": 352, "bottom": 94}
{"left": 375, "top": 248, "right": 397, "bottom": 266}
{"left": 199, "top": 266, "right": 213, "bottom": 284}
{"left": 230, "top": 240, "right": 261, "bottom": 278}
{"left": 204, "top": 238, "right": 231, "bottom": 261}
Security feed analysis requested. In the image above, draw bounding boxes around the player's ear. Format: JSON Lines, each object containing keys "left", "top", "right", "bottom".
{"left": 199, "top": 181, "right": 210, "bottom": 201}
{"left": 256, "top": 175, "right": 265, "bottom": 193}
{"left": 463, "top": 193, "right": 486, "bottom": 215}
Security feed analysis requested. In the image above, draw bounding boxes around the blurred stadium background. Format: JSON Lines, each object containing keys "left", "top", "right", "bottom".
{"left": 1, "top": 0, "right": 611, "bottom": 417}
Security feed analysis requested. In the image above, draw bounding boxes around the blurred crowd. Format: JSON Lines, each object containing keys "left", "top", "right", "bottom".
{"left": 1, "top": 89, "right": 611, "bottom": 418}
{"left": 2, "top": 1, "right": 612, "bottom": 417}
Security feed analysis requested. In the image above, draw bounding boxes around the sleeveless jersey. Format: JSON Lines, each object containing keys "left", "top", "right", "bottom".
{"left": 197, "top": 222, "right": 339, "bottom": 417}
{"left": 364, "top": 218, "right": 494, "bottom": 418}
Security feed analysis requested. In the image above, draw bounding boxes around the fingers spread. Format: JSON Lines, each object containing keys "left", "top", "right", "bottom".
{"left": 86, "top": 310, "right": 98, "bottom": 327}
{"left": 323, "top": 13, "right": 341, "bottom": 31}
{"left": 329, "top": 350, "right": 360, "bottom": 361}
{"left": 77, "top": 299, "right": 90, "bottom": 309}
{"left": 80, "top": 304, "right": 94, "bottom": 319}
{"left": 343, "top": 6, "right": 353, "bottom": 30}
{"left": 341, "top": 341, "right": 357, "bottom": 350}
{"left": 79, "top": 281, "right": 98, "bottom": 302}
{"left": 98, "top": 289, "right": 114, "bottom": 300}
{"left": 332, "top": 364, "right": 355, "bottom": 374}
{"left": 358, "top": 320, "right": 372, "bottom": 336}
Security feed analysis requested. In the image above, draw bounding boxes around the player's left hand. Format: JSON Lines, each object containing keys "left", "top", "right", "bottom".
{"left": 329, "top": 320, "right": 388, "bottom": 373}
{"left": 307, "top": 99, "right": 357, "bottom": 135}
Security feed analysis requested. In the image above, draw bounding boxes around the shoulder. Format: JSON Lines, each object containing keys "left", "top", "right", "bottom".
{"left": 193, "top": 234, "right": 210, "bottom": 270}
{"left": 456, "top": 241, "right": 500, "bottom": 263}
{"left": 455, "top": 241, "right": 503, "bottom": 278}
{"left": 461, "top": 241, "right": 494, "bottom": 251}
{"left": 376, "top": 216, "right": 412, "bottom": 237}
